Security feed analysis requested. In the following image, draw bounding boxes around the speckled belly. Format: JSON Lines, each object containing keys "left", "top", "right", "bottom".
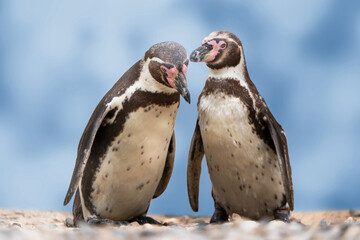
{"left": 84, "top": 103, "right": 178, "bottom": 221}
{"left": 198, "top": 94, "right": 285, "bottom": 219}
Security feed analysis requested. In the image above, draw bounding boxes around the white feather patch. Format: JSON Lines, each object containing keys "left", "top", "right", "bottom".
{"left": 87, "top": 102, "right": 179, "bottom": 221}
{"left": 198, "top": 93, "right": 285, "bottom": 219}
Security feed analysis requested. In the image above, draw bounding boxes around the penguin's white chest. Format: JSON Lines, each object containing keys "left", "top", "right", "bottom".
{"left": 198, "top": 93, "right": 285, "bottom": 219}
{"left": 87, "top": 103, "right": 179, "bottom": 221}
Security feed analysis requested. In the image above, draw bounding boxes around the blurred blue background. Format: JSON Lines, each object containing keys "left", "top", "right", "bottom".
{"left": 1, "top": 0, "right": 359, "bottom": 216}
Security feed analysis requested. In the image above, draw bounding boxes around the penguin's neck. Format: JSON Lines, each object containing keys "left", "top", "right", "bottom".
{"left": 207, "top": 63, "right": 243, "bottom": 79}
{"left": 207, "top": 63, "right": 254, "bottom": 95}
{"left": 205, "top": 61, "right": 260, "bottom": 114}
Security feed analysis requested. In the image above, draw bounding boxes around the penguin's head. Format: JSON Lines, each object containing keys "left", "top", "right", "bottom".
{"left": 190, "top": 31, "right": 244, "bottom": 70}
{"left": 146, "top": 42, "right": 191, "bottom": 103}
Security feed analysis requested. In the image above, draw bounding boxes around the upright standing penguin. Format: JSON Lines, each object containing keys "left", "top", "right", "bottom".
{"left": 63, "top": 41, "right": 190, "bottom": 226}
{"left": 187, "top": 31, "right": 293, "bottom": 223}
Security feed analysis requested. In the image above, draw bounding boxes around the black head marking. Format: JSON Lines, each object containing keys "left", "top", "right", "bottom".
{"left": 146, "top": 41, "right": 190, "bottom": 103}
{"left": 146, "top": 42, "right": 186, "bottom": 85}
{"left": 192, "top": 31, "right": 244, "bottom": 70}
{"left": 145, "top": 41, "right": 187, "bottom": 67}
{"left": 209, "top": 42, "right": 240, "bottom": 69}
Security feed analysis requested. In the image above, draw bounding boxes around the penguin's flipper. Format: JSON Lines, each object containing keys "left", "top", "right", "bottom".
{"left": 264, "top": 110, "right": 294, "bottom": 211}
{"left": 153, "top": 132, "right": 176, "bottom": 199}
{"left": 187, "top": 118, "right": 205, "bottom": 212}
{"left": 63, "top": 101, "right": 115, "bottom": 206}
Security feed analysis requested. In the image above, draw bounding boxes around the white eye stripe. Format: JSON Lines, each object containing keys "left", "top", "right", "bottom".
{"left": 226, "top": 38, "right": 239, "bottom": 46}
{"left": 202, "top": 38, "right": 239, "bottom": 48}
{"left": 150, "top": 57, "right": 166, "bottom": 64}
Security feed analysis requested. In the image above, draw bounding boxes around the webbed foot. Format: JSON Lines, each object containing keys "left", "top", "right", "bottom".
{"left": 274, "top": 206, "right": 290, "bottom": 223}
{"left": 131, "top": 215, "right": 167, "bottom": 226}
{"left": 210, "top": 207, "right": 229, "bottom": 224}
{"left": 87, "top": 217, "right": 129, "bottom": 226}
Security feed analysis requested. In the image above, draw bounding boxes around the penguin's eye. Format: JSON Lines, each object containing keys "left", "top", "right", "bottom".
{"left": 160, "top": 65, "right": 168, "bottom": 73}
{"left": 219, "top": 42, "right": 227, "bottom": 49}
{"left": 160, "top": 64, "right": 174, "bottom": 74}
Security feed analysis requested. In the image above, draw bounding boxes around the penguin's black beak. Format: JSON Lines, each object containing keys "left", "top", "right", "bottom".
{"left": 190, "top": 44, "right": 212, "bottom": 62}
{"left": 174, "top": 72, "right": 191, "bottom": 104}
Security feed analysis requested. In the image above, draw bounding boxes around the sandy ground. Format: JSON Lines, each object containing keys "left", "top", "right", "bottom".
{"left": 1, "top": 209, "right": 360, "bottom": 239}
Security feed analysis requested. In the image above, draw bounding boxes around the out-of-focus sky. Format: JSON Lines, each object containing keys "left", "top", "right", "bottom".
{"left": 0, "top": 0, "right": 359, "bottom": 216}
